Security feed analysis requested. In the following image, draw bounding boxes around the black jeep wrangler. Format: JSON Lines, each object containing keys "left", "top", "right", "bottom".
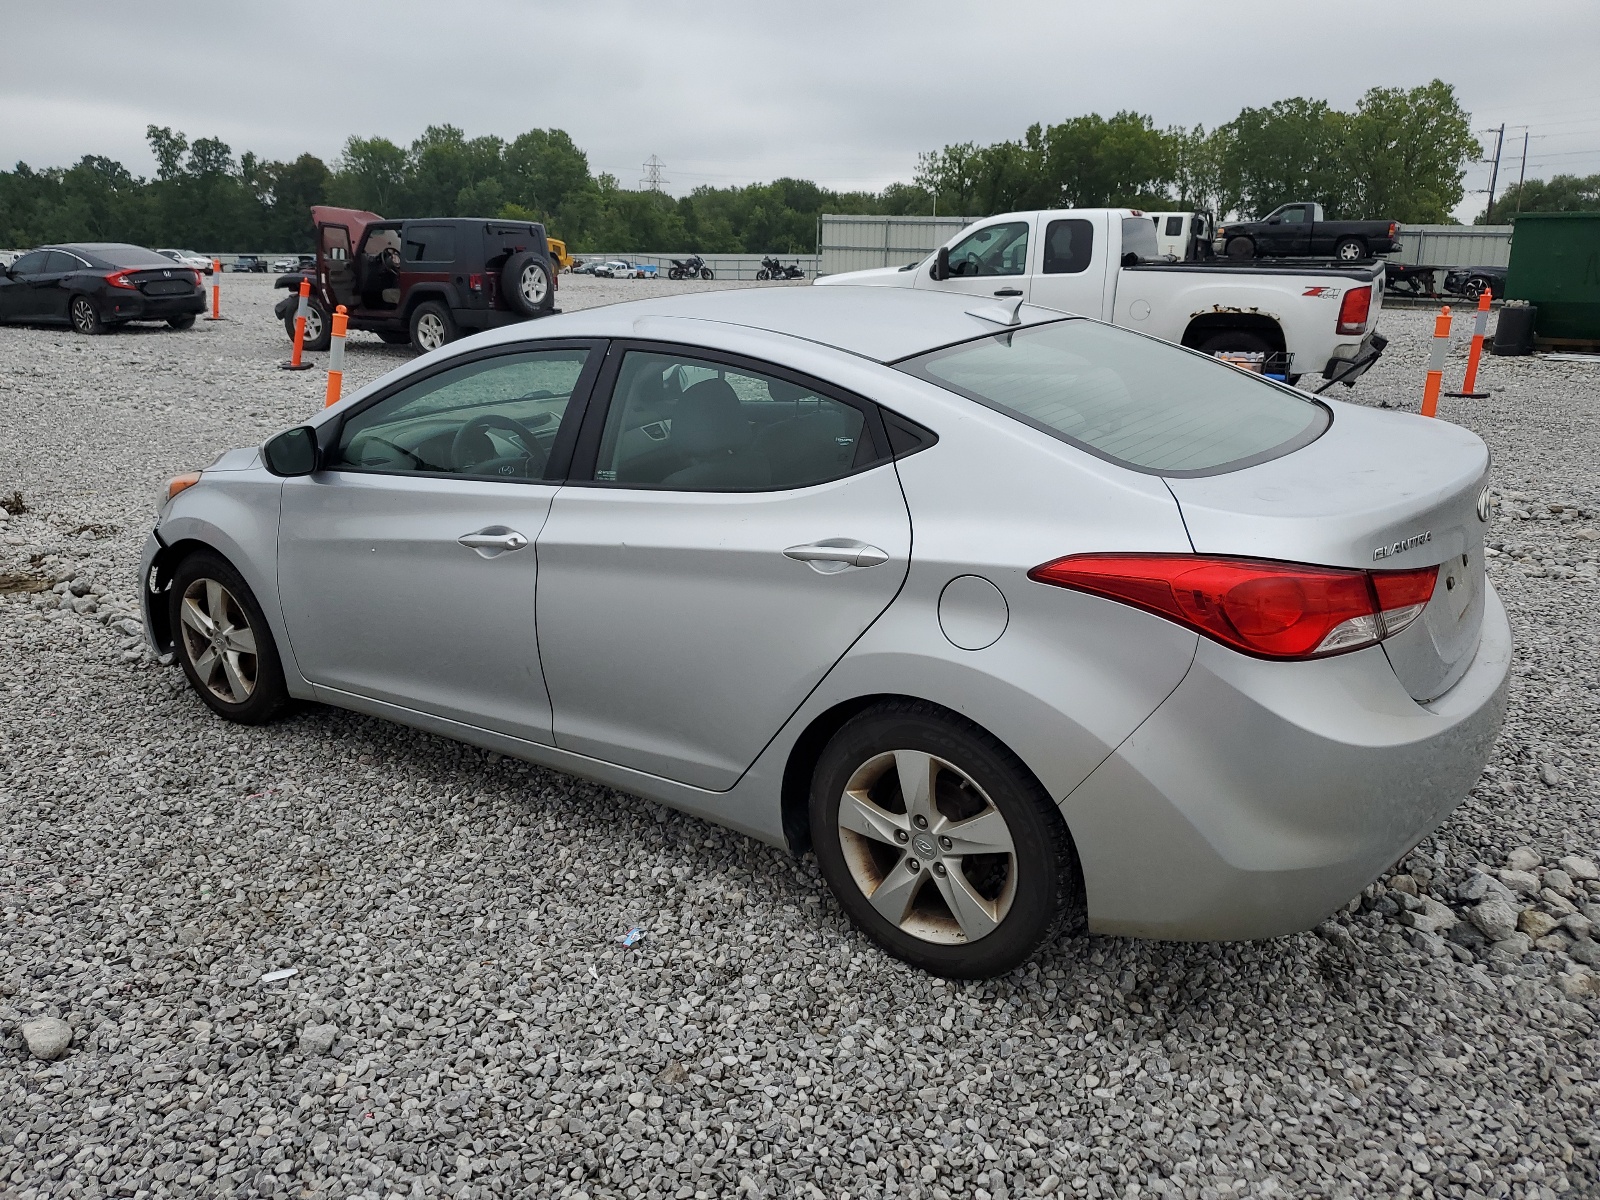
{"left": 273, "top": 206, "right": 558, "bottom": 354}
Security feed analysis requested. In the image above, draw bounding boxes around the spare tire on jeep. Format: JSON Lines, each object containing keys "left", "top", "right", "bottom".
{"left": 502, "top": 252, "right": 554, "bottom": 318}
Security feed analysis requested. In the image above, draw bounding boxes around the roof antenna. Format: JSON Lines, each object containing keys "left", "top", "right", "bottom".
{"left": 966, "top": 296, "right": 1025, "bottom": 326}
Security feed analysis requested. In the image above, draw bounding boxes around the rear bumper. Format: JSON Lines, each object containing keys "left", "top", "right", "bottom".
{"left": 1062, "top": 580, "right": 1511, "bottom": 940}
{"left": 1321, "top": 331, "right": 1387, "bottom": 385}
{"left": 103, "top": 291, "right": 206, "bottom": 322}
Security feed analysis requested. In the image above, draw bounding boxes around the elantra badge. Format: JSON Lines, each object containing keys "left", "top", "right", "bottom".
{"left": 1374, "top": 531, "right": 1432, "bottom": 561}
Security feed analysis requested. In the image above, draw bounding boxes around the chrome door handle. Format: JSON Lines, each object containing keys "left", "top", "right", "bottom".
{"left": 783, "top": 540, "right": 890, "bottom": 569}
{"left": 458, "top": 526, "right": 528, "bottom": 558}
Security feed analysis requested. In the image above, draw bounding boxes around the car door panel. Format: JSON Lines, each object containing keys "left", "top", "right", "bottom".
{"left": 1029, "top": 213, "right": 1108, "bottom": 318}
{"left": 915, "top": 217, "right": 1036, "bottom": 301}
{"left": 279, "top": 473, "right": 559, "bottom": 741}
{"left": 536, "top": 468, "right": 912, "bottom": 789}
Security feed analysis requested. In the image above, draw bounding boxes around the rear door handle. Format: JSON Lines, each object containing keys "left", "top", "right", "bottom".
{"left": 783, "top": 539, "right": 890, "bottom": 570}
{"left": 458, "top": 526, "right": 528, "bottom": 558}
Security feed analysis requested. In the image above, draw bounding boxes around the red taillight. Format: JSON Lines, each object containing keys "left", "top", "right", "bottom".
{"left": 1028, "top": 554, "right": 1438, "bottom": 660}
{"left": 105, "top": 269, "right": 140, "bottom": 291}
{"left": 468, "top": 273, "right": 483, "bottom": 292}
{"left": 1389, "top": 221, "right": 1399, "bottom": 238}
{"left": 1337, "top": 285, "right": 1371, "bottom": 335}
{"left": 190, "top": 270, "right": 204, "bottom": 286}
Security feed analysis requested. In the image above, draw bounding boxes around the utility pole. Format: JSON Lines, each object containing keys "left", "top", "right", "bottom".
{"left": 1514, "top": 130, "right": 1530, "bottom": 214}
{"left": 640, "top": 155, "right": 669, "bottom": 193}
{"left": 1484, "top": 124, "right": 1506, "bottom": 222}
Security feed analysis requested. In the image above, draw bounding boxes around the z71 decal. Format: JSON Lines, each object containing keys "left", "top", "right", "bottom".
{"left": 1302, "top": 286, "right": 1343, "bottom": 299}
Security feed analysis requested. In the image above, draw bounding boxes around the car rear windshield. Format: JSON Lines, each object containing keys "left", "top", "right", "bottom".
{"left": 897, "top": 319, "right": 1329, "bottom": 476}
{"left": 96, "top": 245, "right": 181, "bottom": 269}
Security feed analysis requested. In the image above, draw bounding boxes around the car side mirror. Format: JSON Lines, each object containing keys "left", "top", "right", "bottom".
{"left": 262, "top": 426, "right": 320, "bottom": 476}
{"left": 1121, "top": 251, "right": 1141, "bottom": 267}
{"left": 932, "top": 246, "right": 951, "bottom": 281}
{"left": 1267, "top": 215, "right": 1281, "bottom": 225}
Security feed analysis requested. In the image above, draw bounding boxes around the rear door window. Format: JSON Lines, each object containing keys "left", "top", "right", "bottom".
{"left": 897, "top": 319, "right": 1328, "bottom": 476}
{"left": 1042, "top": 219, "right": 1093, "bottom": 274}
{"left": 403, "top": 226, "right": 456, "bottom": 263}
{"left": 43, "top": 252, "right": 83, "bottom": 273}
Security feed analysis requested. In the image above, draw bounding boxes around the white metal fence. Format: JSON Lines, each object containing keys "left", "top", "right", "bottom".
{"left": 572, "top": 253, "right": 820, "bottom": 281}
{"left": 817, "top": 215, "right": 980, "bottom": 276}
{"left": 1394, "top": 225, "right": 1512, "bottom": 269}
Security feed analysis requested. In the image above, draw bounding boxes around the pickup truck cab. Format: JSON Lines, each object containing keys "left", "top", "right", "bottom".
{"left": 817, "top": 208, "right": 1386, "bottom": 386}
{"left": 1217, "top": 203, "right": 1402, "bottom": 262}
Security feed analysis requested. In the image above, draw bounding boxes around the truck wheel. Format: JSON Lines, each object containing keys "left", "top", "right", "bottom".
{"left": 1224, "top": 237, "right": 1255, "bottom": 260}
{"left": 501, "top": 252, "right": 554, "bottom": 317}
{"left": 1334, "top": 237, "right": 1367, "bottom": 262}
{"left": 409, "top": 300, "right": 456, "bottom": 354}
{"left": 284, "top": 299, "right": 331, "bottom": 351}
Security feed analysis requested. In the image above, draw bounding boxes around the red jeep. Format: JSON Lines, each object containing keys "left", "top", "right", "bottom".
{"left": 273, "top": 206, "right": 558, "bottom": 354}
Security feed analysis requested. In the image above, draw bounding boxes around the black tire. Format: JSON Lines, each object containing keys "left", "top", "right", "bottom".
{"left": 69, "top": 295, "right": 104, "bottom": 335}
{"left": 501, "top": 252, "right": 554, "bottom": 317}
{"left": 282, "top": 298, "right": 331, "bottom": 351}
{"left": 1333, "top": 237, "right": 1366, "bottom": 262}
{"left": 408, "top": 300, "right": 456, "bottom": 354}
{"left": 1224, "top": 237, "right": 1255, "bottom": 260}
{"left": 756, "top": 269, "right": 770, "bottom": 281}
{"left": 700, "top": 267, "right": 714, "bottom": 280}
{"left": 167, "top": 314, "right": 196, "bottom": 331}
{"left": 377, "top": 330, "right": 411, "bottom": 344}
{"left": 1463, "top": 274, "right": 1493, "bottom": 300}
{"left": 809, "top": 700, "right": 1079, "bottom": 978}
{"left": 668, "top": 268, "right": 684, "bottom": 280}
{"left": 169, "top": 551, "right": 289, "bottom": 725}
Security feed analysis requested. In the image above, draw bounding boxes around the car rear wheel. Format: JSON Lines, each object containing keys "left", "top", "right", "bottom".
{"left": 70, "top": 296, "right": 104, "bottom": 335}
{"left": 1334, "top": 237, "right": 1367, "bottom": 261}
{"left": 167, "top": 314, "right": 196, "bottom": 331}
{"left": 1225, "top": 237, "right": 1255, "bottom": 260}
{"left": 409, "top": 300, "right": 456, "bottom": 354}
{"left": 170, "top": 551, "right": 289, "bottom": 725}
{"left": 809, "top": 701, "right": 1079, "bottom": 978}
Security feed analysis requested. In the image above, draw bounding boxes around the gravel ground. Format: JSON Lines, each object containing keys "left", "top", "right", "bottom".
{"left": 2, "top": 281, "right": 1598, "bottom": 1200}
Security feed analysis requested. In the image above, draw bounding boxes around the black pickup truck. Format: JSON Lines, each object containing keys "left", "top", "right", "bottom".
{"left": 1216, "top": 203, "right": 1402, "bottom": 262}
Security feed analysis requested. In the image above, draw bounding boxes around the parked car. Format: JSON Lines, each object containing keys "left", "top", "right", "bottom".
{"left": 595, "top": 260, "right": 648, "bottom": 279}
{"left": 141, "top": 286, "right": 1507, "bottom": 978}
{"left": 1147, "top": 211, "right": 1215, "bottom": 261}
{"left": 231, "top": 255, "right": 268, "bottom": 273}
{"left": 571, "top": 259, "right": 602, "bottom": 275}
{"left": 1, "top": 243, "right": 205, "bottom": 334}
{"left": 270, "top": 256, "right": 299, "bottom": 272}
{"left": 1215, "top": 204, "right": 1402, "bottom": 262}
{"left": 157, "top": 249, "right": 214, "bottom": 274}
{"left": 1444, "top": 264, "right": 1506, "bottom": 301}
{"left": 819, "top": 207, "right": 1388, "bottom": 386}
{"left": 1383, "top": 262, "right": 1438, "bottom": 297}
{"left": 272, "top": 206, "right": 558, "bottom": 353}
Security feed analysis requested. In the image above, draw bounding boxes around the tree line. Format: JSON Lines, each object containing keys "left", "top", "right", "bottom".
{"left": 0, "top": 80, "right": 1585, "bottom": 255}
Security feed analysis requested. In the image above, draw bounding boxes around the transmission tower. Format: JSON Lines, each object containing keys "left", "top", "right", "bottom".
{"left": 641, "top": 155, "right": 669, "bottom": 193}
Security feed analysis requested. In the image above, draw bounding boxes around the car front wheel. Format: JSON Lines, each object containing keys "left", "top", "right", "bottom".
{"left": 809, "top": 701, "right": 1079, "bottom": 978}
{"left": 70, "top": 296, "right": 104, "bottom": 335}
{"left": 170, "top": 551, "right": 289, "bottom": 724}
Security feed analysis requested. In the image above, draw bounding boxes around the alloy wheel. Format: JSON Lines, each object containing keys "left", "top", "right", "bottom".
{"left": 179, "top": 578, "right": 259, "bottom": 704}
{"left": 519, "top": 264, "right": 548, "bottom": 306}
{"left": 71, "top": 299, "right": 97, "bottom": 334}
{"left": 836, "top": 750, "right": 1017, "bottom": 945}
{"left": 303, "top": 306, "right": 325, "bottom": 343}
{"left": 415, "top": 312, "right": 446, "bottom": 352}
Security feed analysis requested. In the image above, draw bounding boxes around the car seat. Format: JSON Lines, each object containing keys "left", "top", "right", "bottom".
{"left": 661, "top": 379, "right": 770, "bottom": 488}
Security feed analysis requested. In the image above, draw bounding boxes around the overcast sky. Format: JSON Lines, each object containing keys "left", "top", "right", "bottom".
{"left": 5, "top": 1, "right": 1597, "bottom": 221}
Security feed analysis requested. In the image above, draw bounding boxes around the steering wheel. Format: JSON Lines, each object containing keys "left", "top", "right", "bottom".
{"left": 450, "top": 414, "right": 547, "bottom": 477}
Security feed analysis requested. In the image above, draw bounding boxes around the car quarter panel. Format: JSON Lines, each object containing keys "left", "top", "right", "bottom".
{"left": 1063, "top": 582, "right": 1511, "bottom": 940}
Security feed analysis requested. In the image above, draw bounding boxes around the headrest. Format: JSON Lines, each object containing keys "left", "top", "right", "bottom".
{"left": 672, "top": 378, "right": 748, "bottom": 457}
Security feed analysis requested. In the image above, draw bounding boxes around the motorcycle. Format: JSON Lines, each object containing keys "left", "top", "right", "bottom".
{"left": 756, "top": 256, "right": 805, "bottom": 281}
{"left": 668, "top": 255, "right": 714, "bottom": 281}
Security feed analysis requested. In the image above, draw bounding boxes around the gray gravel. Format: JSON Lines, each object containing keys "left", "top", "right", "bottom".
{"left": 2, "top": 281, "right": 1599, "bottom": 1200}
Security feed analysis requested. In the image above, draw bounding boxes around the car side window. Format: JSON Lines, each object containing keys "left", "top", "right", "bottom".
{"left": 403, "top": 226, "right": 456, "bottom": 263}
{"left": 1279, "top": 207, "right": 1306, "bottom": 224}
{"left": 1042, "top": 219, "right": 1094, "bottom": 274}
{"left": 1164, "top": 216, "right": 1184, "bottom": 237}
{"left": 332, "top": 348, "right": 590, "bottom": 481}
{"left": 43, "top": 252, "right": 82, "bottom": 273}
{"left": 946, "top": 221, "right": 1029, "bottom": 277}
{"left": 9, "top": 251, "right": 49, "bottom": 275}
{"left": 593, "top": 351, "right": 875, "bottom": 491}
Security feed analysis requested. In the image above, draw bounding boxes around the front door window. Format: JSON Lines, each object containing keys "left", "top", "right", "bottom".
{"left": 946, "top": 222, "right": 1030, "bottom": 277}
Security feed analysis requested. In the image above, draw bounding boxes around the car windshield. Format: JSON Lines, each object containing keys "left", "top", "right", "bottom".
{"left": 897, "top": 319, "right": 1329, "bottom": 476}
{"left": 99, "top": 245, "right": 183, "bottom": 269}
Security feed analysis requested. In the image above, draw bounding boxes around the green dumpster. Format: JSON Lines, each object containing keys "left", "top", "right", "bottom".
{"left": 1505, "top": 211, "right": 1600, "bottom": 344}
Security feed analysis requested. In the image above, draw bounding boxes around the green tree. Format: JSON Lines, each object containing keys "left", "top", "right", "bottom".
{"left": 1213, "top": 98, "right": 1349, "bottom": 218}
{"left": 331, "top": 136, "right": 409, "bottom": 213}
{"left": 1483, "top": 173, "right": 1600, "bottom": 223}
{"left": 1340, "top": 80, "right": 1479, "bottom": 222}
{"left": 1027, "top": 111, "right": 1177, "bottom": 209}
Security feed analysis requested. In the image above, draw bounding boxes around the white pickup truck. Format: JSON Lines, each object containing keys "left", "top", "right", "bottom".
{"left": 817, "top": 208, "right": 1386, "bottom": 387}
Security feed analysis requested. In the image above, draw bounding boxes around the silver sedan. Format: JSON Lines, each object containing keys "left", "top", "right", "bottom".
{"left": 141, "top": 287, "right": 1510, "bottom": 977}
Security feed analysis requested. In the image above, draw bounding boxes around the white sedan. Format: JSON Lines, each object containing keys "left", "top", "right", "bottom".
{"left": 157, "top": 249, "right": 214, "bottom": 274}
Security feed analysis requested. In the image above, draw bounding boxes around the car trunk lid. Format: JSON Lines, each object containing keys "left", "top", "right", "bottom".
{"left": 1164, "top": 401, "right": 1491, "bottom": 702}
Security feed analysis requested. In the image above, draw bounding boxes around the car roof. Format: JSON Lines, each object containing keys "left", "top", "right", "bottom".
{"left": 533, "top": 285, "right": 1069, "bottom": 364}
